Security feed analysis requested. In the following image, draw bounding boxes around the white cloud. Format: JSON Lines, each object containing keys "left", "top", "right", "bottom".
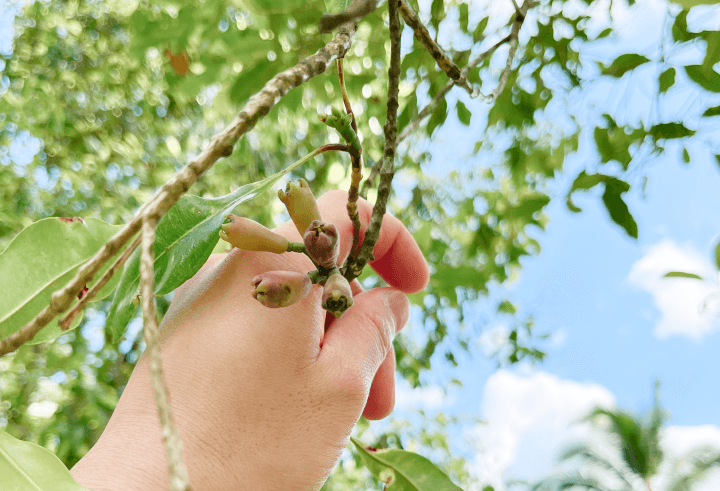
{"left": 466, "top": 370, "right": 616, "bottom": 491}
{"left": 394, "top": 378, "right": 455, "bottom": 411}
{"left": 464, "top": 370, "right": 720, "bottom": 491}
{"left": 653, "top": 425, "right": 720, "bottom": 491}
{"left": 628, "top": 239, "right": 720, "bottom": 340}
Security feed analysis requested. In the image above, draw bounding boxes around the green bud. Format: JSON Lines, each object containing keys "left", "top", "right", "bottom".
{"left": 277, "top": 179, "right": 322, "bottom": 237}
{"left": 322, "top": 273, "right": 354, "bottom": 318}
{"left": 220, "top": 215, "right": 289, "bottom": 254}
{"left": 252, "top": 270, "right": 312, "bottom": 308}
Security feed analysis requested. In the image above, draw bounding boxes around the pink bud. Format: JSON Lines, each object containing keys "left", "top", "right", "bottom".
{"left": 251, "top": 271, "right": 312, "bottom": 308}
{"left": 322, "top": 273, "right": 354, "bottom": 318}
{"left": 303, "top": 220, "right": 340, "bottom": 269}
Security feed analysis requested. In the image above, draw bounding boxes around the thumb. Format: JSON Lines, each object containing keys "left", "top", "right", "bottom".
{"left": 316, "top": 288, "right": 409, "bottom": 399}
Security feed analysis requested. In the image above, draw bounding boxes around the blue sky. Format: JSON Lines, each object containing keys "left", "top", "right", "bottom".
{"left": 3, "top": 0, "right": 720, "bottom": 489}
{"left": 371, "top": 0, "right": 720, "bottom": 489}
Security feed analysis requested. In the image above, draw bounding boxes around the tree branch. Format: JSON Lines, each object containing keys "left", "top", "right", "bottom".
{"left": 360, "top": 35, "right": 510, "bottom": 198}
{"left": 344, "top": 0, "right": 402, "bottom": 281}
{"left": 399, "top": 0, "right": 473, "bottom": 94}
{"left": 338, "top": 58, "right": 364, "bottom": 257}
{"left": 319, "top": 0, "right": 378, "bottom": 33}
{"left": 140, "top": 217, "right": 191, "bottom": 491}
{"left": 479, "top": 0, "right": 533, "bottom": 103}
{"left": 0, "top": 25, "right": 357, "bottom": 357}
{"left": 58, "top": 233, "right": 142, "bottom": 331}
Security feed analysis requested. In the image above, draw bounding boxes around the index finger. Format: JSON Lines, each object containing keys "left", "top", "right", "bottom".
{"left": 275, "top": 189, "right": 429, "bottom": 294}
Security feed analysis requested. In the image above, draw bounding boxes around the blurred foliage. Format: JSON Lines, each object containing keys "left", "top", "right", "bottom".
{"left": 0, "top": 0, "right": 720, "bottom": 487}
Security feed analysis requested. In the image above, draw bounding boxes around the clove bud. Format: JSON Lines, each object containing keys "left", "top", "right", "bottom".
{"left": 278, "top": 179, "right": 322, "bottom": 238}
{"left": 322, "top": 273, "right": 354, "bottom": 318}
{"left": 251, "top": 271, "right": 312, "bottom": 308}
{"left": 303, "top": 220, "right": 340, "bottom": 269}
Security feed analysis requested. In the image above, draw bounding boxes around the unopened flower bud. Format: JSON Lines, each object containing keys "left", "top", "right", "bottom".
{"left": 277, "top": 179, "right": 322, "bottom": 237}
{"left": 220, "top": 215, "right": 289, "bottom": 254}
{"left": 303, "top": 220, "right": 339, "bottom": 269}
{"left": 322, "top": 273, "right": 353, "bottom": 318}
{"left": 251, "top": 271, "right": 312, "bottom": 308}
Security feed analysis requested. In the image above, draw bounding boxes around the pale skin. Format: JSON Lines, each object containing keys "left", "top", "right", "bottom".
{"left": 70, "top": 190, "right": 430, "bottom": 491}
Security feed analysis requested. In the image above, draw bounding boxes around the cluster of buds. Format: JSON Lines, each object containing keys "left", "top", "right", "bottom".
{"left": 219, "top": 179, "right": 354, "bottom": 318}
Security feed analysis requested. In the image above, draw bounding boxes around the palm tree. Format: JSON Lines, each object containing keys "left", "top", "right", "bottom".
{"left": 532, "top": 382, "right": 720, "bottom": 491}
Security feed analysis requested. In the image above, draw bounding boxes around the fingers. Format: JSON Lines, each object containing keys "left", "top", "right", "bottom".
{"left": 274, "top": 189, "right": 429, "bottom": 294}
{"left": 316, "top": 287, "right": 409, "bottom": 403}
{"left": 362, "top": 346, "right": 396, "bottom": 420}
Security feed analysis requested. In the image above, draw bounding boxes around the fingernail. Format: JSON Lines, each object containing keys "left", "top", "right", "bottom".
{"left": 383, "top": 290, "right": 409, "bottom": 331}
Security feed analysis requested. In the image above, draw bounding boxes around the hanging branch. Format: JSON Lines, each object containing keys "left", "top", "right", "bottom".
{"left": 360, "top": 35, "right": 510, "bottom": 198}
{"left": 398, "top": 0, "right": 474, "bottom": 94}
{"left": 139, "top": 217, "right": 191, "bottom": 491}
{"left": 343, "top": 0, "right": 402, "bottom": 281}
{"left": 337, "top": 59, "right": 364, "bottom": 257}
{"left": 479, "top": 0, "right": 533, "bottom": 103}
{"left": 0, "top": 25, "right": 357, "bottom": 357}
{"left": 59, "top": 233, "right": 142, "bottom": 331}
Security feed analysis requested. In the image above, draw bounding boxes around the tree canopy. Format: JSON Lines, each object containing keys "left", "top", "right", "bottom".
{"left": 1, "top": 0, "right": 720, "bottom": 488}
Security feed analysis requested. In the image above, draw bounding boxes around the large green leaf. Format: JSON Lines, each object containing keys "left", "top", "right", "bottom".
{"left": 673, "top": 0, "right": 720, "bottom": 9}
{"left": 601, "top": 54, "right": 650, "bottom": 78}
{"left": 663, "top": 271, "right": 703, "bottom": 280}
{"left": 702, "top": 105, "right": 720, "bottom": 117}
{"left": 685, "top": 65, "right": 720, "bottom": 92}
{"left": 106, "top": 156, "right": 311, "bottom": 342}
{"left": 602, "top": 180, "right": 638, "bottom": 239}
{"left": 0, "top": 218, "right": 126, "bottom": 345}
{"left": 351, "top": 437, "right": 463, "bottom": 491}
{"left": 650, "top": 122, "right": 695, "bottom": 140}
{"left": 0, "top": 429, "right": 89, "bottom": 491}
{"left": 659, "top": 68, "right": 676, "bottom": 93}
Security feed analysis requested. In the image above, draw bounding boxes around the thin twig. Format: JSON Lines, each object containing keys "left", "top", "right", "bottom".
{"left": 319, "top": 0, "right": 378, "bottom": 33}
{"left": 399, "top": 0, "right": 473, "bottom": 94}
{"left": 59, "top": 233, "right": 142, "bottom": 331}
{"left": 343, "top": 0, "right": 402, "bottom": 281}
{"left": 479, "top": 0, "right": 533, "bottom": 103}
{"left": 360, "top": 36, "right": 510, "bottom": 198}
{"left": 140, "top": 217, "right": 191, "bottom": 491}
{"left": 338, "top": 58, "right": 364, "bottom": 257}
{"left": 0, "top": 26, "right": 356, "bottom": 357}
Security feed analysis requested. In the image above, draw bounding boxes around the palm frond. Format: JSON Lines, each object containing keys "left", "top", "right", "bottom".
{"left": 667, "top": 447, "right": 720, "bottom": 491}
{"left": 560, "top": 444, "right": 637, "bottom": 490}
{"left": 588, "top": 409, "right": 650, "bottom": 478}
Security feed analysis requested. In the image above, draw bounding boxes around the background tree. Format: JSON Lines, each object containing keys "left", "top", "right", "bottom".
{"left": 1, "top": 0, "right": 719, "bottom": 488}
{"left": 532, "top": 385, "right": 720, "bottom": 491}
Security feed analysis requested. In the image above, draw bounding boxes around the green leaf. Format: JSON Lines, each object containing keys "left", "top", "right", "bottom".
{"left": 683, "top": 147, "right": 691, "bottom": 163}
{"left": 427, "top": 99, "right": 448, "bottom": 137}
{"left": 456, "top": 101, "right": 471, "bottom": 126}
{"left": 106, "top": 155, "right": 311, "bottom": 342}
{"left": 685, "top": 65, "right": 720, "bottom": 92}
{"left": 473, "top": 17, "right": 489, "bottom": 40}
{"left": 0, "top": 429, "right": 90, "bottom": 490}
{"left": 659, "top": 68, "right": 676, "bottom": 93}
{"left": 663, "top": 271, "right": 704, "bottom": 280}
{"left": 602, "top": 54, "right": 650, "bottom": 77}
{"left": 0, "top": 218, "right": 127, "bottom": 345}
{"left": 650, "top": 122, "right": 695, "bottom": 140}
{"left": 702, "top": 105, "right": 720, "bottom": 117}
{"left": 672, "top": 0, "right": 720, "bottom": 8}
{"left": 594, "top": 117, "right": 646, "bottom": 168}
{"left": 350, "top": 437, "right": 464, "bottom": 491}
{"left": 715, "top": 240, "right": 720, "bottom": 270}
{"left": 498, "top": 300, "right": 516, "bottom": 314}
{"left": 596, "top": 28, "right": 612, "bottom": 39}
{"left": 602, "top": 181, "right": 638, "bottom": 238}
{"left": 672, "top": 11, "right": 692, "bottom": 43}
{"left": 458, "top": 3, "right": 469, "bottom": 32}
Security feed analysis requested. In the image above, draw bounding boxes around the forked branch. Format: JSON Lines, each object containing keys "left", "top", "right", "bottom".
{"left": 0, "top": 25, "right": 357, "bottom": 357}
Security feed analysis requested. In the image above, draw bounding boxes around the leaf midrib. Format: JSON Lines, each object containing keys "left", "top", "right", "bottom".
{"left": 0, "top": 443, "right": 46, "bottom": 491}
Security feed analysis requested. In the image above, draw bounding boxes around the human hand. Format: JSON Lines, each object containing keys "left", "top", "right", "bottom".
{"left": 70, "top": 190, "right": 429, "bottom": 491}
